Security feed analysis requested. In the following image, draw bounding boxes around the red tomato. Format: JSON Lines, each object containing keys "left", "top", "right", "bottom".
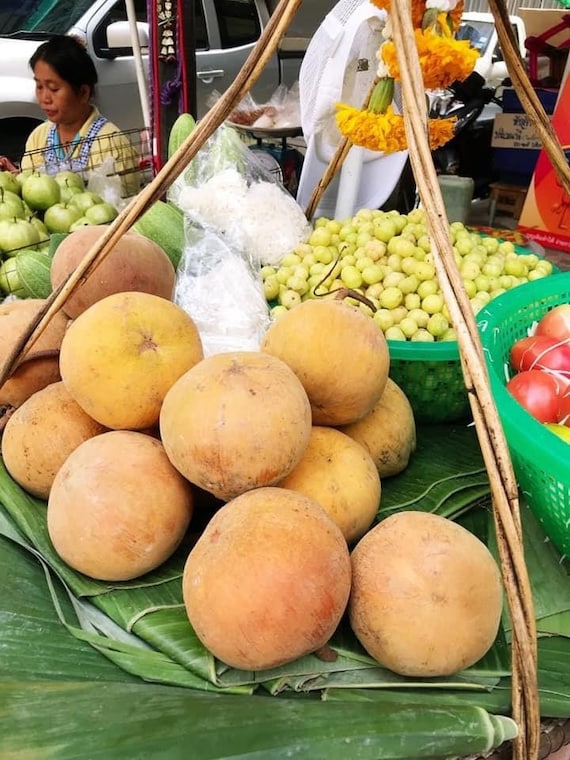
{"left": 536, "top": 304, "right": 570, "bottom": 342}
{"left": 506, "top": 370, "right": 561, "bottom": 423}
{"left": 510, "top": 335, "right": 570, "bottom": 379}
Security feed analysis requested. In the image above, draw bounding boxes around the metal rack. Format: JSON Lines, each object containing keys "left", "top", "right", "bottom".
{"left": 20, "top": 127, "right": 157, "bottom": 199}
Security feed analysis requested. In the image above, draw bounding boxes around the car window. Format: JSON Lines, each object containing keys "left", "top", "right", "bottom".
{"left": 1, "top": 0, "right": 95, "bottom": 34}
{"left": 456, "top": 20, "right": 494, "bottom": 55}
{"left": 214, "top": 0, "right": 260, "bottom": 49}
{"left": 92, "top": 0, "right": 208, "bottom": 53}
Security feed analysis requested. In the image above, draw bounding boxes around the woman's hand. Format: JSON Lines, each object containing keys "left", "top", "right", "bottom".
{"left": 0, "top": 156, "right": 19, "bottom": 174}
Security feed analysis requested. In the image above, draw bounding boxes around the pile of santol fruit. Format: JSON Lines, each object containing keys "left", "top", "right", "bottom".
{"left": 0, "top": 224, "right": 503, "bottom": 679}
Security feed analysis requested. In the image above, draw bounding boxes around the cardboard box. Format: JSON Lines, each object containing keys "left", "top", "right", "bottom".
{"left": 492, "top": 113, "right": 543, "bottom": 150}
{"left": 519, "top": 8, "right": 570, "bottom": 48}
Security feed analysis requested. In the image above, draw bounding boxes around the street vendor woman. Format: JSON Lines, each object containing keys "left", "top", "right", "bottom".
{"left": 18, "top": 35, "right": 141, "bottom": 196}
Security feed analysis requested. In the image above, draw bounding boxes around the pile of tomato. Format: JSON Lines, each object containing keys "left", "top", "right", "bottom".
{"left": 506, "top": 304, "right": 570, "bottom": 439}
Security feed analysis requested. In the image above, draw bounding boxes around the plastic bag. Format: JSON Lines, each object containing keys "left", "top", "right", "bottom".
{"left": 173, "top": 216, "right": 271, "bottom": 357}
{"left": 224, "top": 83, "right": 301, "bottom": 130}
{"left": 170, "top": 124, "right": 311, "bottom": 267}
{"left": 86, "top": 156, "right": 124, "bottom": 210}
{"left": 170, "top": 123, "right": 311, "bottom": 355}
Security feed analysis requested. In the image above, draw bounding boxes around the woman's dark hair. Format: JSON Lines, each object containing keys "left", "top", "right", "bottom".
{"left": 29, "top": 35, "right": 98, "bottom": 98}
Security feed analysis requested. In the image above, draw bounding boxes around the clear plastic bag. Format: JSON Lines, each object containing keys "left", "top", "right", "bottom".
{"left": 173, "top": 217, "right": 271, "bottom": 357}
{"left": 86, "top": 156, "right": 124, "bottom": 210}
{"left": 170, "top": 124, "right": 311, "bottom": 267}
{"left": 170, "top": 124, "right": 310, "bottom": 355}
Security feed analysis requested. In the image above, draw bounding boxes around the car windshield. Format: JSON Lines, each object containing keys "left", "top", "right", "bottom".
{"left": 456, "top": 20, "right": 494, "bottom": 56}
{"left": 0, "top": 0, "right": 96, "bottom": 35}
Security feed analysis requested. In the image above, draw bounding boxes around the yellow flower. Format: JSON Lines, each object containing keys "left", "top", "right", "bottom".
{"left": 382, "top": 28, "right": 479, "bottom": 90}
{"left": 369, "top": 0, "right": 426, "bottom": 28}
{"left": 428, "top": 116, "right": 457, "bottom": 149}
{"left": 335, "top": 103, "right": 456, "bottom": 153}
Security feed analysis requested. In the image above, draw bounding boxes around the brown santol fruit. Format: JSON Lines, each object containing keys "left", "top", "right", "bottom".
{"left": 2, "top": 381, "right": 106, "bottom": 499}
{"left": 261, "top": 299, "right": 390, "bottom": 426}
{"left": 160, "top": 351, "right": 312, "bottom": 501}
{"left": 0, "top": 298, "right": 69, "bottom": 412}
{"left": 277, "top": 426, "right": 381, "bottom": 544}
{"left": 47, "top": 430, "right": 194, "bottom": 581}
{"left": 182, "top": 487, "right": 352, "bottom": 670}
{"left": 339, "top": 377, "right": 416, "bottom": 478}
{"left": 349, "top": 511, "right": 503, "bottom": 677}
{"left": 59, "top": 291, "right": 203, "bottom": 430}
{"left": 50, "top": 225, "right": 176, "bottom": 318}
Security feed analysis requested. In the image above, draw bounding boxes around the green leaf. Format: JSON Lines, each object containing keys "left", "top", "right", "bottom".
{"left": 380, "top": 423, "right": 489, "bottom": 520}
{"left": 0, "top": 680, "right": 516, "bottom": 760}
{"left": 487, "top": 503, "right": 570, "bottom": 637}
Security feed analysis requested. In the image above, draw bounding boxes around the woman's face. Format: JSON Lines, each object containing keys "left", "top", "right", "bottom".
{"left": 33, "top": 60, "right": 91, "bottom": 126}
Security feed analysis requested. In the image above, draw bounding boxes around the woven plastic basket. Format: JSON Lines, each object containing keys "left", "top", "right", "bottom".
{"left": 387, "top": 243, "right": 560, "bottom": 424}
{"left": 477, "top": 273, "right": 570, "bottom": 560}
{"left": 387, "top": 338, "right": 468, "bottom": 423}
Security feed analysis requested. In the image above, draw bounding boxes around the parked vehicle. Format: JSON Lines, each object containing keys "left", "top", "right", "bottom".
{"left": 456, "top": 12, "right": 527, "bottom": 90}
{"left": 430, "top": 71, "right": 503, "bottom": 199}
{"left": 383, "top": 72, "right": 503, "bottom": 213}
{"left": 0, "top": 0, "right": 335, "bottom": 164}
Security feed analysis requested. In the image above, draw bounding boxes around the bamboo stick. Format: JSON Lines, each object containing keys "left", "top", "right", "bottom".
{"left": 0, "top": 0, "right": 304, "bottom": 390}
{"left": 304, "top": 136, "right": 352, "bottom": 220}
{"left": 304, "top": 77, "right": 379, "bottom": 221}
{"left": 488, "top": 0, "right": 570, "bottom": 196}
{"left": 390, "top": 4, "right": 539, "bottom": 760}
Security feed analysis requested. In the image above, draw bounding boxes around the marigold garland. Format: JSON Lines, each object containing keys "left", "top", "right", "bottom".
{"left": 338, "top": 2, "right": 467, "bottom": 155}
{"left": 369, "top": 0, "right": 425, "bottom": 28}
{"left": 381, "top": 28, "right": 479, "bottom": 90}
{"left": 335, "top": 103, "right": 456, "bottom": 153}
{"left": 369, "top": 1, "right": 464, "bottom": 31}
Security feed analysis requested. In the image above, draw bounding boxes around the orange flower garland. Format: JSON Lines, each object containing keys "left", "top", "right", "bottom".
{"left": 335, "top": 102, "right": 456, "bottom": 153}
{"left": 334, "top": 2, "right": 471, "bottom": 156}
{"left": 368, "top": 0, "right": 425, "bottom": 28}
{"left": 381, "top": 27, "right": 479, "bottom": 91}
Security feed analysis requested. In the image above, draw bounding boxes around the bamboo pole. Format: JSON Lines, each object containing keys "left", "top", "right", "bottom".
{"left": 304, "top": 77, "right": 379, "bottom": 221}
{"left": 0, "top": 0, "right": 304, "bottom": 390}
{"left": 390, "top": 4, "right": 539, "bottom": 760}
{"left": 488, "top": 0, "right": 570, "bottom": 196}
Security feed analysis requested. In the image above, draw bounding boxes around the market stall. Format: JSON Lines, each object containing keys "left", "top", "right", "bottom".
{"left": 0, "top": 0, "right": 569, "bottom": 758}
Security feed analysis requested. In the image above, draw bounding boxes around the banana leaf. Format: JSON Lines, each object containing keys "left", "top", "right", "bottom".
{"left": 0, "top": 417, "right": 566, "bottom": 758}
{"left": 379, "top": 423, "right": 490, "bottom": 520}
{"left": 486, "top": 503, "right": 570, "bottom": 638}
{"left": 0, "top": 531, "right": 520, "bottom": 760}
{"left": 0, "top": 680, "right": 518, "bottom": 760}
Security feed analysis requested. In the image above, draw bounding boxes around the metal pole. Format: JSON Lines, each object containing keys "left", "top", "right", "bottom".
{"left": 125, "top": 0, "right": 151, "bottom": 127}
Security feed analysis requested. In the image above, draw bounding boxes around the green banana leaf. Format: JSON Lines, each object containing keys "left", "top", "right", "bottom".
{"left": 380, "top": 423, "right": 490, "bottom": 520}
{"left": 0, "top": 417, "right": 568, "bottom": 759}
{"left": 486, "top": 504, "right": 570, "bottom": 638}
{"left": 0, "top": 532, "right": 519, "bottom": 760}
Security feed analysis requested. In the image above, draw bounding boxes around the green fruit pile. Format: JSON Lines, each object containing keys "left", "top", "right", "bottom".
{"left": 262, "top": 208, "right": 554, "bottom": 342}
{"left": 0, "top": 168, "right": 118, "bottom": 299}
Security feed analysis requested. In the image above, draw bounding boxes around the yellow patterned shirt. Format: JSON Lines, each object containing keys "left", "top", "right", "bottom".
{"left": 20, "top": 107, "right": 141, "bottom": 197}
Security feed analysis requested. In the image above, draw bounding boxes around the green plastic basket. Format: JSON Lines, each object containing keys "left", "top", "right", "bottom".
{"left": 477, "top": 274, "right": 570, "bottom": 560}
{"left": 387, "top": 339, "right": 468, "bottom": 423}
{"left": 386, "top": 241, "right": 560, "bottom": 424}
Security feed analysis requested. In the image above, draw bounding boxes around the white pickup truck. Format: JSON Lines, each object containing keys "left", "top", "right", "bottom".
{"left": 456, "top": 12, "right": 527, "bottom": 90}
{"left": 0, "top": 0, "right": 335, "bottom": 164}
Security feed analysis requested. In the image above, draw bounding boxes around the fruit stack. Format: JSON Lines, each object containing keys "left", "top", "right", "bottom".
{"left": 0, "top": 168, "right": 118, "bottom": 299}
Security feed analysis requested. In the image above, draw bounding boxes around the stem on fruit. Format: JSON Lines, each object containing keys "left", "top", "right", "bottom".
{"left": 312, "top": 254, "right": 377, "bottom": 313}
